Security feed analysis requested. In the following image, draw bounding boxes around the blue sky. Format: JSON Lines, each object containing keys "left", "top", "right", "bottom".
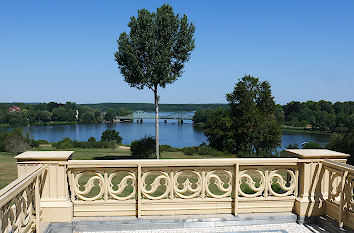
{"left": 0, "top": 1, "right": 353, "bottom": 104}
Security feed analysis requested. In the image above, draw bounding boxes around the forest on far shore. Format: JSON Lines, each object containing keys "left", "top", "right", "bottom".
{"left": 0, "top": 101, "right": 353, "bottom": 133}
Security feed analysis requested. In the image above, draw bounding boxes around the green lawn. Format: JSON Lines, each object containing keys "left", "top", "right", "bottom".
{"left": 0, "top": 152, "right": 18, "bottom": 189}
{"left": 0, "top": 146, "right": 289, "bottom": 196}
{"left": 1, "top": 145, "right": 236, "bottom": 189}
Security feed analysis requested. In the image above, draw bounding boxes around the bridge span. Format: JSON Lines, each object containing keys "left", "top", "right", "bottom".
{"left": 117, "top": 110, "right": 194, "bottom": 120}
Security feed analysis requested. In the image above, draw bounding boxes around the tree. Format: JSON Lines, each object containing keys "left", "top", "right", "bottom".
{"left": 326, "top": 132, "right": 354, "bottom": 165}
{"left": 204, "top": 76, "right": 281, "bottom": 156}
{"left": 37, "top": 110, "right": 52, "bottom": 122}
{"left": 104, "top": 109, "right": 116, "bottom": 123}
{"left": 115, "top": 4, "right": 195, "bottom": 159}
{"left": 130, "top": 136, "right": 156, "bottom": 159}
{"left": 0, "top": 129, "right": 31, "bottom": 153}
{"left": 80, "top": 112, "right": 95, "bottom": 124}
{"left": 101, "top": 129, "right": 122, "bottom": 144}
{"left": 51, "top": 107, "right": 68, "bottom": 121}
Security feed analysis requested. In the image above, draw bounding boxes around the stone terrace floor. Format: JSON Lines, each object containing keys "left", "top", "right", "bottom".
{"left": 79, "top": 223, "right": 325, "bottom": 233}
{"left": 45, "top": 213, "right": 344, "bottom": 233}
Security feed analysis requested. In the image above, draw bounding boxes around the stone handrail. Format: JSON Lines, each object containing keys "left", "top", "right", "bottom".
{"left": 67, "top": 158, "right": 298, "bottom": 217}
{"left": 322, "top": 159, "right": 354, "bottom": 229}
{"left": 0, "top": 164, "right": 47, "bottom": 233}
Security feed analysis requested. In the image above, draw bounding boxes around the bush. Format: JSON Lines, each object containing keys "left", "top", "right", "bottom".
{"left": 160, "top": 145, "right": 179, "bottom": 152}
{"left": 53, "top": 137, "right": 110, "bottom": 149}
{"left": 36, "top": 139, "right": 49, "bottom": 144}
{"left": 88, "top": 137, "right": 96, "bottom": 143}
{"left": 181, "top": 145, "right": 226, "bottom": 156}
{"left": 53, "top": 138, "right": 74, "bottom": 149}
{"left": 183, "top": 147, "right": 196, "bottom": 155}
{"left": 197, "top": 145, "right": 215, "bottom": 155}
{"left": 131, "top": 136, "right": 156, "bottom": 159}
{"left": 108, "top": 140, "right": 117, "bottom": 150}
{"left": 101, "top": 129, "right": 122, "bottom": 144}
{"left": 0, "top": 128, "right": 32, "bottom": 153}
{"left": 302, "top": 142, "right": 323, "bottom": 149}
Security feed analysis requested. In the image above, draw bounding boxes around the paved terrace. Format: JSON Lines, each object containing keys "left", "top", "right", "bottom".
{"left": 0, "top": 149, "right": 353, "bottom": 233}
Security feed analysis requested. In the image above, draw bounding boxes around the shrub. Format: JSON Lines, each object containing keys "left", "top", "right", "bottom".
{"left": 131, "top": 136, "right": 156, "bottom": 159}
{"left": 108, "top": 140, "right": 117, "bottom": 150}
{"left": 36, "top": 139, "right": 49, "bottom": 144}
{"left": 197, "top": 145, "right": 214, "bottom": 155}
{"left": 183, "top": 147, "right": 196, "bottom": 155}
{"left": 53, "top": 137, "right": 111, "bottom": 149}
{"left": 5, "top": 134, "right": 31, "bottom": 153}
{"left": 53, "top": 138, "right": 74, "bottom": 149}
{"left": 0, "top": 129, "right": 32, "bottom": 153}
{"left": 101, "top": 129, "right": 122, "bottom": 144}
{"left": 88, "top": 137, "right": 96, "bottom": 143}
{"left": 302, "top": 142, "right": 323, "bottom": 149}
{"left": 160, "top": 145, "right": 178, "bottom": 152}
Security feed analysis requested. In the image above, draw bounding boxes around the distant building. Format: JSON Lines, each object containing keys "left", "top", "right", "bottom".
{"left": 305, "top": 124, "right": 312, "bottom": 130}
{"left": 9, "top": 106, "right": 21, "bottom": 112}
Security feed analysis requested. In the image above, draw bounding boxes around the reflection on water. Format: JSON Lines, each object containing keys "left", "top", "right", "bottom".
{"left": 1, "top": 119, "right": 332, "bottom": 149}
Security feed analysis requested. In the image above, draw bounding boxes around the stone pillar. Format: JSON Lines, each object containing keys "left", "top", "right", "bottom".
{"left": 15, "top": 151, "right": 74, "bottom": 222}
{"left": 285, "top": 149, "right": 349, "bottom": 218}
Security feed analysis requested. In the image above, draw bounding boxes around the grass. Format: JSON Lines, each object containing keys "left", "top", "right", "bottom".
{"left": 31, "top": 146, "right": 133, "bottom": 160}
{"left": 1, "top": 145, "right": 233, "bottom": 188}
{"left": 0, "top": 145, "right": 290, "bottom": 197}
{"left": 0, "top": 152, "right": 18, "bottom": 189}
{"left": 281, "top": 125, "right": 332, "bottom": 135}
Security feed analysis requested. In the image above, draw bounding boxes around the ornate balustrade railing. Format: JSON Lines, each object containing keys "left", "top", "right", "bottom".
{"left": 323, "top": 159, "right": 354, "bottom": 229}
{"left": 3, "top": 150, "right": 351, "bottom": 230}
{"left": 0, "top": 164, "right": 47, "bottom": 233}
{"left": 67, "top": 158, "right": 298, "bottom": 217}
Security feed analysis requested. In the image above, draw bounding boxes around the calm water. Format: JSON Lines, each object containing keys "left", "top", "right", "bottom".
{"left": 1, "top": 118, "right": 332, "bottom": 149}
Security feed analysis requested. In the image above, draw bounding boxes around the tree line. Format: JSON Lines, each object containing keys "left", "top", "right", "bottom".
{"left": 82, "top": 103, "right": 226, "bottom": 112}
{"left": 194, "top": 101, "right": 354, "bottom": 133}
{"left": 0, "top": 102, "right": 227, "bottom": 127}
{"left": 0, "top": 102, "right": 134, "bottom": 126}
{"left": 277, "top": 101, "right": 353, "bottom": 133}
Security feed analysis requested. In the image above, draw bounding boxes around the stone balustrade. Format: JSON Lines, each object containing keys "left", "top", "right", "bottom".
{"left": 0, "top": 149, "right": 352, "bottom": 231}
{"left": 0, "top": 164, "right": 47, "bottom": 233}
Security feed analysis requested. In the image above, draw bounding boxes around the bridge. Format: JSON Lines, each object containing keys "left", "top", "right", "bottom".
{"left": 117, "top": 110, "right": 194, "bottom": 120}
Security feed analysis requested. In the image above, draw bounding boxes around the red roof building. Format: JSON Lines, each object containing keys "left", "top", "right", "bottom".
{"left": 9, "top": 106, "right": 21, "bottom": 112}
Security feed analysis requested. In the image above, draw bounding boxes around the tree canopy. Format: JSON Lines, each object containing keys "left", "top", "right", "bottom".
{"left": 204, "top": 76, "right": 281, "bottom": 157}
{"left": 115, "top": 4, "right": 195, "bottom": 90}
{"left": 114, "top": 4, "right": 195, "bottom": 158}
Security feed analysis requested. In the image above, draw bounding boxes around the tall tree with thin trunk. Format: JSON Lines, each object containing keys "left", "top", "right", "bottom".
{"left": 115, "top": 4, "right": 195, "bottom": 159}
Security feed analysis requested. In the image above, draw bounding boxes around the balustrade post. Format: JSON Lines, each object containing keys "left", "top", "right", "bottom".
{"left": 137, "top": 163, "right": 142, "bottom": 218}
{"left": 35, "top": 176, "right": 40, "bottom": 232}
{"left": 338, "top": 170, "right": 348, "bottom": 228}
{"left": 15, "top": 151, "right": 74, "bottom": 223}
{"left": 285, "top": 149, "right": 349, "bottom": 219}
{"left": 233, "top": 163, "right": 239, "bottom": 215}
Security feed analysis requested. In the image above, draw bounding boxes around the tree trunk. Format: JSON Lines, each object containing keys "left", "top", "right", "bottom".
{"left": 154, "top": 88, "right": 160, "bottom": 159}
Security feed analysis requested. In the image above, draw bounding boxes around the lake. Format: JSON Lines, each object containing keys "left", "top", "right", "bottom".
{"left": 1, "top": 118, "right": 332, "bottom": 150}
